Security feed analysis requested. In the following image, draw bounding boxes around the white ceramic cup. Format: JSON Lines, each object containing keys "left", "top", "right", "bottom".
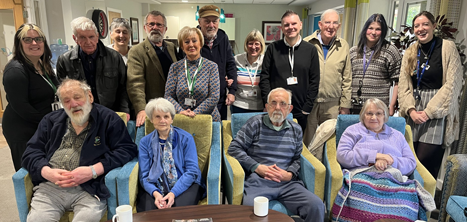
{"left": 112, "top": 205, "right": 133, "bottom": 222}
{"left": 254, "top": 196, "right": 269, "bottom": 217}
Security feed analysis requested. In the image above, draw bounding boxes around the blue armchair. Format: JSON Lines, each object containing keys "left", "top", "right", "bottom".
{"left": 322, "top": 115, "right": 436, "bottom": 220}
{"left": 115, "top": 114, "right": 222, "bottom": 214}
{"left": 11, "top": 112, "right": 130, "bottom": 222}
{"left": 221, "top": 112, "right": 326, "bottom": 215}
{"left": 439, "top": 154, "right": 467, "bottom": 222}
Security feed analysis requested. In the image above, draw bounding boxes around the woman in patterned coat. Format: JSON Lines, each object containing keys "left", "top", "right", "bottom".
{"left": 164, "top": 26, "right": 220, "bottom": 121}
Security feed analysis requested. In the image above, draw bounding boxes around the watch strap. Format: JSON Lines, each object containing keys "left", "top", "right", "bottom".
{"left": 90, "top": 165, "right": 97, "bottom": 179}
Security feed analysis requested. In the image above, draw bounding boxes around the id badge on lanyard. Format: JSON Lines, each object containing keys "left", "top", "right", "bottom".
{"left": 51, "top": 95, "right": 63, "bottom": 111}
{"left": 287, "top": 47, "right": 298, "bottom": 85}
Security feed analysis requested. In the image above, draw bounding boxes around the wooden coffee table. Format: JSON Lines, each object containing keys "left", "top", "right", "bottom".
{"left": 107, "top": 205, "right": 294, "bottom": 222}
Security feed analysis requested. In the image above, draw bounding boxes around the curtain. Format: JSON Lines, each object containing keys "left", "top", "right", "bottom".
{"left": 342, "top": 0, "right": 357, "bottom": 45}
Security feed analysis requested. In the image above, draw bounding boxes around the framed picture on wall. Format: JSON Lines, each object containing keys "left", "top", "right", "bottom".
{"left": 262, "top": 21, "right": 282, "bottom": 44}
{"left": 130, "top": 17, "right": 139, "bottom": 45}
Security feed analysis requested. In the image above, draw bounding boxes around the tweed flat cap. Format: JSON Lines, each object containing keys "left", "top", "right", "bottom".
{"left": 199, "top": 5, "right": 220, "bottom": 18}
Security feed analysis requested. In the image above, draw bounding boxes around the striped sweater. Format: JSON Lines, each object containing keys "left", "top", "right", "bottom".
{"left": 228, "top": 114, "right": 302, "bottom": 177}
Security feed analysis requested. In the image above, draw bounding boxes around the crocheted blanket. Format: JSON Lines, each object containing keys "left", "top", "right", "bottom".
{"left": 332, "top": 166, "right": 436, "bottom": 222}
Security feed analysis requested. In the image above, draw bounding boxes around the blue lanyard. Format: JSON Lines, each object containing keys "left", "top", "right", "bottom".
{"left": 362, "top": 46, "right": 374, "bottom": 79}
{"left": 416, "top": 40, "right": 436, "bottom": 90}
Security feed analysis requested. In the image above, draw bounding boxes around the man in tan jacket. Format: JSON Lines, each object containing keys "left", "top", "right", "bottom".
{"left": 127, "top": 10, "right": 179, "bottom": 127}
{"left": 303, "top": 9, "right": 352, "bottom": 147}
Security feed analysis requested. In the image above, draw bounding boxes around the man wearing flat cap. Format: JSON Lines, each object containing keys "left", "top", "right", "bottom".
{"left": 197, "top": 5, "right": 237, "bottom": 120}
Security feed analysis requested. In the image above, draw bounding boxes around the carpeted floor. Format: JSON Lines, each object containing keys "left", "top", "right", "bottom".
{"left": 0, "top": 126, "right": 20, "bottom": 222}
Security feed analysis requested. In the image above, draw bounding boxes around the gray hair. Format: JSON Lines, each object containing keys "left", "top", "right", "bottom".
{"left": 267, "top": 87, "right": 292, "bottom": 104}
{"left": 321, "top": 9, "right": 340, "bottom": 23}
{"left": 359, "top": 98, "right": 389, "bottom": 123}
{"left": 144, "top": 10, "right": 167, "bottom": 26}
{"left": 57, "top": 78, "right": 91, "bottom": 101}
{"left": 110, "top": 18, "right": 131, "bottom": 33}
{"left": 145, "top": 98, "right": 176, "bottom": 121}
{"left": 71, "top": 17, "right": 98, "bottom": 36}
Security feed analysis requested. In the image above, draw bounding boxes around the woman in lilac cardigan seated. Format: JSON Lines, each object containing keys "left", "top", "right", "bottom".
{"left": 137, "top": 98, "right": 204, "bottom": 212}
{"left": 337, "top": 98, "right": 416, "bottom": 175}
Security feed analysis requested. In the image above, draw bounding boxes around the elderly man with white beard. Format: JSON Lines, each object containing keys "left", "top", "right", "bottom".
{"left": 228, "top": 87, "right": 325, "bottom": 222}
{"left": 21, "top": 79, "right": 137, "bottom": 222}
{"left": 127, "top": 10, "right": 180, "bottom": 128}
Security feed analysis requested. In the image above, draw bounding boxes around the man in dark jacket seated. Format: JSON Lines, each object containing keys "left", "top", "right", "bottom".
{"left": 57, "top": 16, "right": 129, "bottom": 117}
{"left": 22, "top": 79, "right": 138, "bottom": 222}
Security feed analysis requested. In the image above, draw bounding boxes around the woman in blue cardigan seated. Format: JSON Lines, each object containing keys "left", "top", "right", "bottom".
{"left": 137, "top": 98, "right": 204, "bottom": 212}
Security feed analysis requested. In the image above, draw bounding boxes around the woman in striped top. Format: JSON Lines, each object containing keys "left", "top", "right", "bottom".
{"left": 349, "top": 14, "right": 401, "bottom": 115}
{"left": 231, "top": 29, "right": 266, "bottom": 113}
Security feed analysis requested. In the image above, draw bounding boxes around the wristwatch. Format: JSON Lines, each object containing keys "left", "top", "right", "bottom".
{"left": 90, "top": 165, "right": 98, "bottom": 179}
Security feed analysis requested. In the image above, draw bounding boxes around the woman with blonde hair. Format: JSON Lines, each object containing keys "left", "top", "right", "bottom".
{"left": 164, "top": 26, "right": 220, "bottom": 121}
{"left": 398, "top": 11, "right": 463, "bottom": 178}
{"left": 3, "top": 24, "right": 59, "bottom": 171}
{"left": 231, "top": 29, "right": 266, "bottom": 113}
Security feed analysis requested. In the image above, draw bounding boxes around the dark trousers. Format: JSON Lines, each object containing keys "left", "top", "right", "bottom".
{"left": 136, "top": 183, "right": 204, "bottom": 212}
{"left": 231, "top": 105, "right": 263, "bottom": 114}
{"left": 293, "top": 112, "right": 308, "bottom": 134}
{"left": 7, "top": 140, "right": 27, "bottom": 171}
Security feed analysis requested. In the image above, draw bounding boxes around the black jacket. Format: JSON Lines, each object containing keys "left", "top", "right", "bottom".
{"left": 260, "top": 39, "right": 320, "bottom": 114}
{"left": 57, "top": 40, "right": 129, "bottom": 113}
{"left": 22, "top": 103, "right": 137, "bottom": 200}
{"left": 199, "top": 28, "right": 237, "bottom": 102}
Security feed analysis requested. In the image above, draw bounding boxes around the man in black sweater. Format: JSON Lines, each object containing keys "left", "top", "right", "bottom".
{"left": 260, "top": 10, "right": 320, "bottom": 133}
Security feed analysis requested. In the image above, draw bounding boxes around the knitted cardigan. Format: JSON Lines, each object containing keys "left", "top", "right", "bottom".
{"left": 398, "top": 39, "right": 463, "bottom": 147}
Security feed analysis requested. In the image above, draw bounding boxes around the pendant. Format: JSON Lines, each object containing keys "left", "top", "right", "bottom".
{"left": 424, "top": 56, "right": 428, "bottom": 60}
{"left": 421, "top": 63, "right": 430, "bottom": 70}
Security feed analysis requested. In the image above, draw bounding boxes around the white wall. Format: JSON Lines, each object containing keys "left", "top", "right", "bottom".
{"left": 0, "top": 10, "right": 15, "bottom": 110}
{"left": 368, "top": 0, "right": 391, "bottom": 18}
{"left": 150, "top": 4, "right": 303, "bottom": 54}
{"left": 457, "top": 1, "right": 467, "bottom": 42}
{"left": 47, "top": 0, "right": 144, "bottom": 47}
{"left": 307, "top": 0, "right": 343, "bottom": 15}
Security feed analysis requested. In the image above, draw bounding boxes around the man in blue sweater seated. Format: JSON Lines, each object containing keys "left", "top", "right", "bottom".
{"left": 228, "top": 87, "right": 325, "bottom": 222}
{"left": 22, "top": 79, "right": 137, "bottom": 222}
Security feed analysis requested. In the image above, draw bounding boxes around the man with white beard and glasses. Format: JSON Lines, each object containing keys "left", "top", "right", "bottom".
{"left": 127, "top": 10, "right": 180, "bottom": 128}
{"left": 21, "top": 79, "right": 137, "bottom": 221}
{"left": 228, "top": 87, "right": 325, "bottom": 222}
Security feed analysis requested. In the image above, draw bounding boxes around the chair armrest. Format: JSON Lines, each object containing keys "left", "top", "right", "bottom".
{"left": 221, "top": 120, "right": 245, "bottom": 205}
{"left": 323, "top": 134, "right": 344, "bottom": 220}
{"left": 12, "top": 168, "right": 32, "bottom": 222}
{"left": 439, "top": 154, "right": 467, "bottom": 222}
{"left": 116, "top": 158, "right": 139, "bottom": 214}
{"left": 300, "top": 146, "right": 326, "bottom": 201}
{"left": 104, "top": 167, "right": 121, "bottom": 220}
{"left": 206, "top": 122, "right": 222, "bottom": 204}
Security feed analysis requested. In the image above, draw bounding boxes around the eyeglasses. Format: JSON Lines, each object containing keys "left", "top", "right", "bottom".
{"left": 146, "top": 22, "right": 165, "bottom": 28}
{"left": 22, "top": 37, "right": 44, "bottom": 44}
{"left": 323, "top": 21, "right": 340, "bottom": 27}
{"left": 365, "top": 112, "right": 384, "bottom": 118}
{"left": 268, "top": 101, "right": 290, "bottom": 108}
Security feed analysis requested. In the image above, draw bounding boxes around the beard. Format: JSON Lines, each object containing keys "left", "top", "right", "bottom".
{"left": 269, "top": 110, "right": 285, "bottom": 124}
{"left": 147, "top": 30, "right": 163, "bottom": 43}
{"left": 204, "top": 27, "right": 217, "bottom": 39}
{"left": 64, "top": 100, "right": 92, "bottom": 126}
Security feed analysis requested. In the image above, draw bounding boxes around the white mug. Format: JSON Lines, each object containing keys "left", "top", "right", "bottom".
{"left": 254, "top": 196, "right": 269, "bottom": 217}
{"left": 112, "top": 205, "right": 133, "bottom": 222}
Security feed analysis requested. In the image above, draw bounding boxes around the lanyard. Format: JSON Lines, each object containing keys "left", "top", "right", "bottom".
{"left": 288, "top": 47, "right": 295, "bottom": 77}
{"left": 185, "top": 58, "right": 203, "bottom": 97}
{"left": 416, "top": 40, "right": 436, "bottom": 90}
{"left": 362, "top": 46, "right": 374, "bottom": 80}
{"left": 38, "top": 65, "right": 57, "bottom": 93}
{"left": 245, "top": 56, "right": 259, "bottom": 87}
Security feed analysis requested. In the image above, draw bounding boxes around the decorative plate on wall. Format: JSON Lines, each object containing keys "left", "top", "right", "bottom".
{"left": 86, "top": 9, "right": 108, "bottom": 39}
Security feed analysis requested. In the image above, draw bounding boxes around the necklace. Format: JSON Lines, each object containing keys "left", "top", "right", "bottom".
{"left": 420, "top": 48, "right": 429, "bottom": 60}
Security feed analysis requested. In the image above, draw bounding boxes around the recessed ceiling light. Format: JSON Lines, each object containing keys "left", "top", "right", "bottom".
{"left": 182, "top": 0, "right": 188, "bottom": 2}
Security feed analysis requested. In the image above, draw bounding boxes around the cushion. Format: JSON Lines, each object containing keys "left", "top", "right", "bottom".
{"left": 335, "top": 115, "right": 406, "bottom": 145}
{"left": 446, "top": 195, "right": 467, "bottom": 222}
{"left": 145, "top": 114, "right": 213, "bottom": 179}
{"left": 231, "top": 112, "right": 293, "bottom": 139}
